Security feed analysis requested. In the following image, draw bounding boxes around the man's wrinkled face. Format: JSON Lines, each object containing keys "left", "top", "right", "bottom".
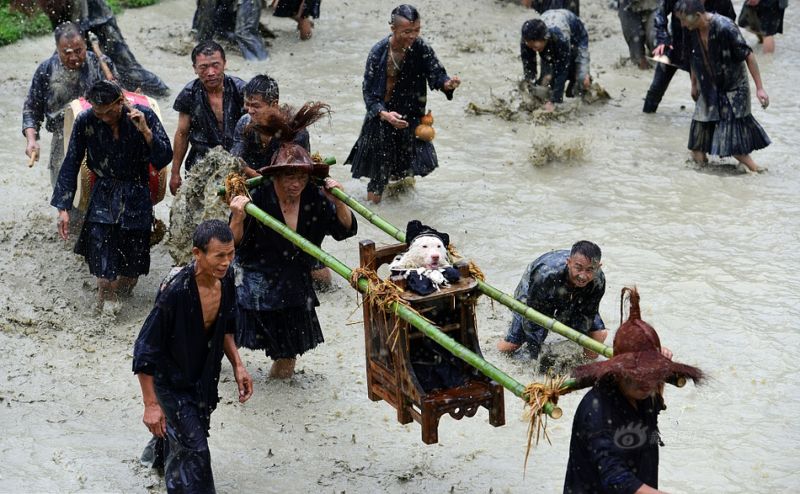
{"left": 244, "top": 95, "right": 279, "bottom": 126}
{"left": 91, "top": 97, "right": 124, "bottom": 126}
{"left": 57, "top": 36, "right": 87, "bottom": 70}
{"left": 274, "top": 171, "right": 309, "bottom": 199}
{"left": 194, "top": 51, "right": 226, "bottom": 90}
{"left": 391, "top": 17, "right": 421, "bottom": 50}
{"left": 193, "top": 238, "right": 235, "bottom": 279}
{"left": 566, "top": 253, "right": 600, "bottom": 288}
{"left": 525, "top": 39, "right": 547, "bottom": 52}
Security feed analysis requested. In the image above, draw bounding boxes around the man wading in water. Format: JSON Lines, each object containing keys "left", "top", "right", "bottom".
{"left": 345, "top": 4, "right": 461, "bottom": 204}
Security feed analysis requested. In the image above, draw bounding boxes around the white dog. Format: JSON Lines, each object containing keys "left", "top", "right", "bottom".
{"left": 390, "top": 235, "right": 457, "bottom": 293}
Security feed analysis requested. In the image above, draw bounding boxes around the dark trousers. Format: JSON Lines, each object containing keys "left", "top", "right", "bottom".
{"left": 643, "top": 63, "right": 680, "bottom": 113}
{"left": 156, "top": 387, "right": 216, "bottom": 494}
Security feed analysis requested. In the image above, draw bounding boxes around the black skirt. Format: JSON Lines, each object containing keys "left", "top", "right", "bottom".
{"left": 738, "top": 3, "right": 785, "bottom": 37}
{"left": 273, "top": 0, "right": 320, "bottom": 18}
{"left": 74, "top": 222, "right": 150, "bottom": 279}
{"left": 688, "top": 115, "right": 771, "bottom": 157}
{"left": 346, "top": 116, "right": 438, "bottom": 183}
{"left": 237, "top": 306, "right": 324, "bottom": 359}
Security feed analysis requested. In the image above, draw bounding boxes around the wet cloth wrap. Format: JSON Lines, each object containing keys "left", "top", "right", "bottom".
{"left": 132, "top": 263, "right": 237, "bottom": 493}
{"left": 173, "top": 75, "right": 246, "bottom": 171}
{"left": 234, "top": 181, "right": 357, "bottom": 358}
{"left": 686, "top": 14, "right": 770, "bottom": 157}
{"left": 520, "top": 9, "right": 590, "bottom": 103}
{"left": 346, "top": 36, "right": 454, "bottom": 194}
{"left": 23, "top": 51, "right": 114, "bottom": 185}
{"left": 504, "top": 250, "right": 605, "bottom": 359}
{"left": 51, "top": 104, "right": 172, "bottom": 279}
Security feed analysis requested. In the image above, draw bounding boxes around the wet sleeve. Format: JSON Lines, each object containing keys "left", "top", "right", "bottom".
{"left": 22, "top": 63, "right": 48, "bottom": 136}
{"left": 654, "top": 2, "right": 671, "bottom": 47}
{"left": 172, "top": 85, "right": 193, "bottom": 114}
{"left": 578, "top": 405, "right": 645, "bottom": 494}
{"left": 230, "top": 116, "right": 247, "bottom": 158}
{"left": 521, "top": 41, "right": 538, "bottom": 82}
{"left": 143, "top": 107, "right": 173, "bottom": 169}
{"left": 362, "top": 46, "right": 388, "bottom": 118}
{"left": 50, "top": 114, "right": 88, "bottom": 211}
{"left": 132, "top": 293, "right": 175, "bottom": 376}
{"left": 591, "top": 313, "right": 605, "bottom": 331}
{"left": 421, "top": 41, "right": 453, "bottom": 100}
{"left": 103, "top": 55, "right": 120, "bottom": 81}
{"left": 549, "top": 40, "right": 571, "bottom": 103}
{"left": 322, "top": 193, "right": 358, "bottom": 241}
{"left": 223, "top": 274, "right": 237, "bottom": 335}
{"left": 573, "top": 19, "right": 591, "bottom": 81}
{"left": 726, "top": 21, "right": 752, "bottom": 63}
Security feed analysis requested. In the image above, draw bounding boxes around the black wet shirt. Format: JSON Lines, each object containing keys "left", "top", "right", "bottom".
{"left": 22, "top": 52, "right": 114, "bottom": 136}
{"left": 173, "top": 75, "right": 245, "bottom": 169}
{"left": 51, "top": 104, "right": 172, "bottom": 230}
{"left": 511, "top": 249, "right": 605, "bottom": 338}
{"left": 361, "top": 36, "right": 453, "bottom": 124}
{"left": 132, "top": 263, "right": 237, "bottom": 413}
{"left": 235, "top": 181, "right": 357, "bottom": 311}
{"left": 565, "top": 379, "right": 664, "bottom": 494}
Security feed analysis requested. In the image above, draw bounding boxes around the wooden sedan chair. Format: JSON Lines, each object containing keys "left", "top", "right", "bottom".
{"left": 359, "top": 239, "right": 505, "bottom": 444}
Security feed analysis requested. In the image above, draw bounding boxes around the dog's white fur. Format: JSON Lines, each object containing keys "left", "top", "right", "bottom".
{"left": 389, "top": 235, "right": 451, "bottom": 271}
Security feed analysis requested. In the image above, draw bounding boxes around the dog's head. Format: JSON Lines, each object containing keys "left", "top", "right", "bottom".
{"left": 392, "top": 234, "right": 451, "bottom": 270}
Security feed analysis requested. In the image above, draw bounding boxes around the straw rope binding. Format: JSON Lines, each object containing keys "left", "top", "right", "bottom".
{"left": 522, "top": 374, "right": 569, "bottom": 474}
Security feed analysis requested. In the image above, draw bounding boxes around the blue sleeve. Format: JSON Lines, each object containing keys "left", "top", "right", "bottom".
{"left": 421, "top": 40, "right": 454, "bottom": 100}
{"left": 50, "top": 112, "right": 88, "bottom": 211}
{"left": 577, "top": 403, "right": 646, "bottom": 494}
{"left": 363, "top": 45, "right": 388, "bottom": 118}
{"left": 550, "top": 39, "right": 571, "bottom": 103}
{"left": 591, "top": 313, "right": 605, "bottom": 331}
{"left": 22, "top": 62, "right": 49, "bottom": 135}
{"left": 521, "top": 41, "right": 538, "bottom": 81}
{"left": 654, "top": 1, "right": 672, "bottom": 46}
{"left": 142, "top": 106, "right": 173, "bottom": 170}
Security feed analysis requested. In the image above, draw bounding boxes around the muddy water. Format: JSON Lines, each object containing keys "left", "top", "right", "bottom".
{"left": 1, "top": 0, "right": 798, "bottom": 492}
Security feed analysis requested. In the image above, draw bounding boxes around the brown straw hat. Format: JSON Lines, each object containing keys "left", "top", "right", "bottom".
{"left": 572, "top": 287, "right": 704, "bottom": 387}
{"left": 257, "top": 143, "right": 329, "bottom": 179}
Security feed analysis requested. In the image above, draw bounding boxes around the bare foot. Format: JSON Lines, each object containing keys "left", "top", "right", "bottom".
{"left": 638, "top": 57, "right": 651, "bottom": 70}
{"left": 367, "top": 192, "right": 382, "bottom": 204}
{"left": 269, "top": 359, "right": 296, "bottom": 379}
{"left": 298, "top": 17, "right": 313, "bottom": 40}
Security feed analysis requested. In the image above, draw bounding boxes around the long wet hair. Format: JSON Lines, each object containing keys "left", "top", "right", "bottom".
{"left": 247, "top": 101, "right": 330, "bottom": 143}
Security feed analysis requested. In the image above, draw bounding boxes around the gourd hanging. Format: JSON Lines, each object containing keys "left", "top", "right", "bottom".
{"left": 415, "top": 110, "right": 435, "bottom": 142}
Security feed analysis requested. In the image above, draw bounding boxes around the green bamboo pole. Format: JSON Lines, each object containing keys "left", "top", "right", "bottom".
{"left": 219, "top": 170, "right": 612, "bottom": 358}
{"left": 240, "top": 201, "right": 563, "bottom": 416}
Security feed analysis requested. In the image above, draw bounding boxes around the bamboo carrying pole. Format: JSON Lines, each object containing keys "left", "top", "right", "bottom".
{"left": 236, "top": 199, "right": 564, "bottom": 416}
{"left": 221, "top": 172, "right": 613, "bottom": 359}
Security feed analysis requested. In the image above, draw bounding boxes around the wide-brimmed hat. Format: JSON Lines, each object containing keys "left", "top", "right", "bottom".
{"left": 257, "top": 143, "right": 329, "bottom": 179}
{"left": 405, "top": 220, "right": 450, "bottom": 247}
{"left": 572, "top": 287, "right": 704, "bottom": 387}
